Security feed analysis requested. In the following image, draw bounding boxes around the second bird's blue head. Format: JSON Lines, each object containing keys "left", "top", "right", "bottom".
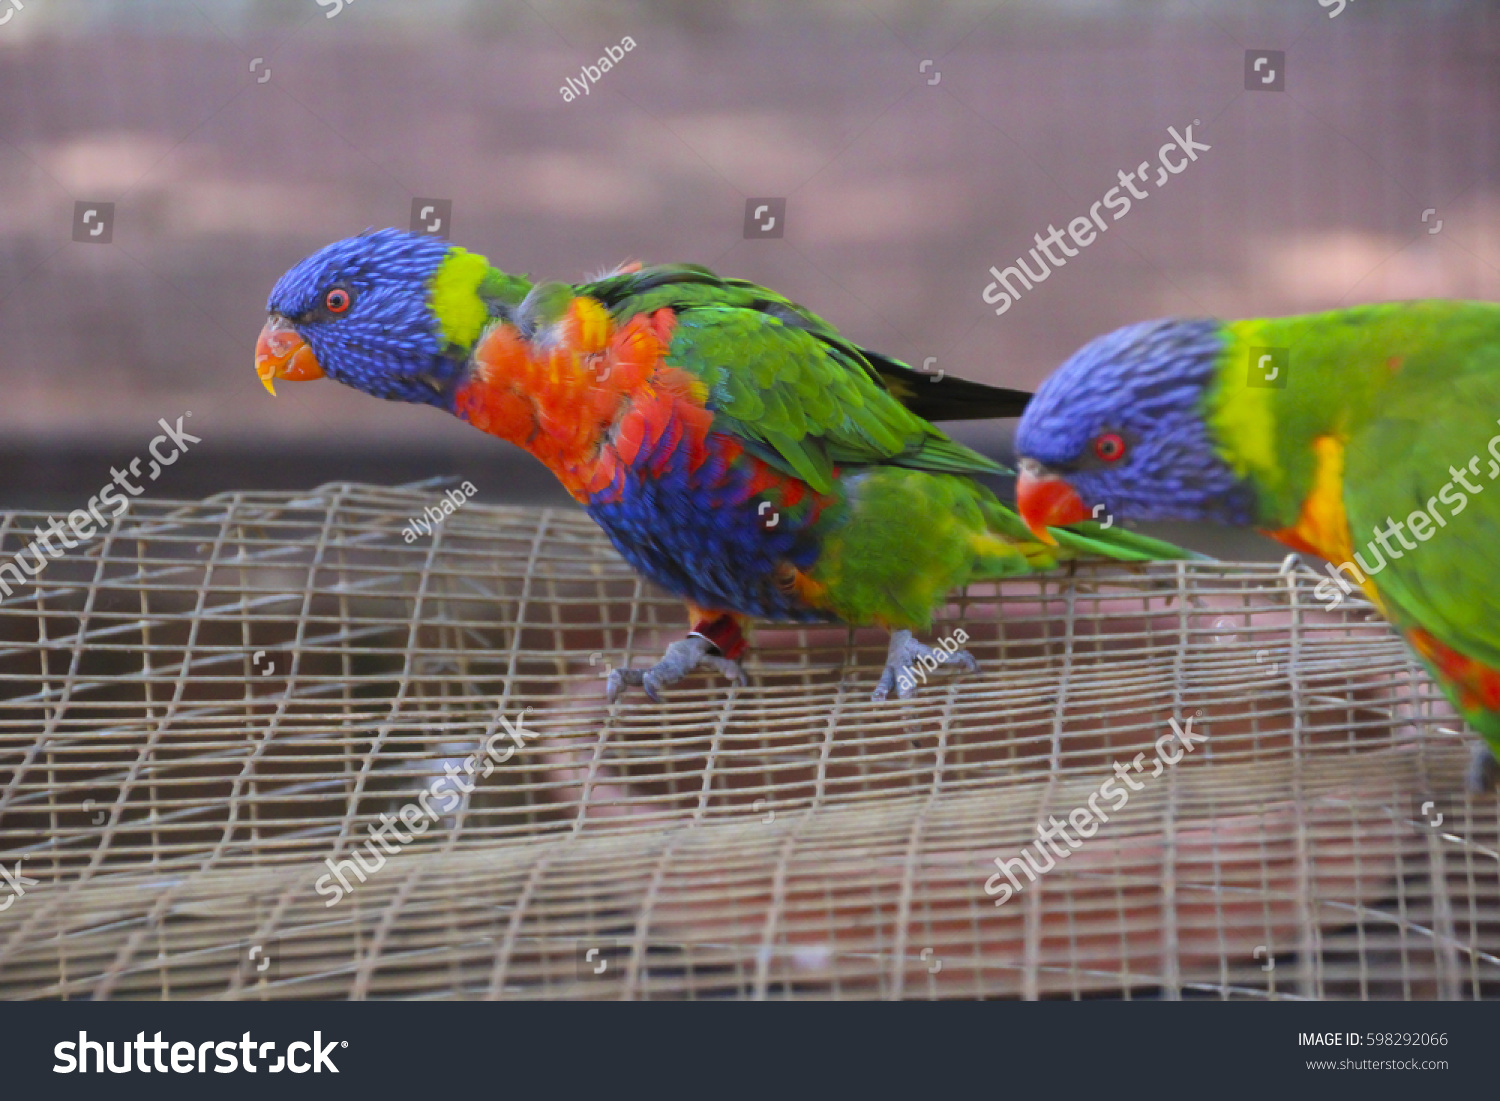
{"left": 1014, "top": 317, "right": 1258, "bottom": 533}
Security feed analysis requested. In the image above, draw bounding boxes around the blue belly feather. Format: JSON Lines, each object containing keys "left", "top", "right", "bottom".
{"left": 585, "top": 435, "right": 830, "bottom": 622}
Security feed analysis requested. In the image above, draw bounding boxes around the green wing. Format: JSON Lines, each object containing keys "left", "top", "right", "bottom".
{"left": 578, "top": 264, "right": 1026, "bottom": 493}
{"left": 666, "top": 305, "right": 1003, "bottom": 492}
{"left": 1342, "top": 314, "right": 1500, "bottom": 674}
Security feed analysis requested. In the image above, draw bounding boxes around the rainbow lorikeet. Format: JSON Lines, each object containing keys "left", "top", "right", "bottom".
{"left": 256, "top": 229, "right": 1192, "bottom": 703}
{"left": 1014, "top": 300, "right": 1500, "bottom": 788}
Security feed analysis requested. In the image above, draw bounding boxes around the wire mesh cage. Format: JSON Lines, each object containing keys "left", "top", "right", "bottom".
{"left": 0, "top": 481, "right": 1495, "bottom": 1000}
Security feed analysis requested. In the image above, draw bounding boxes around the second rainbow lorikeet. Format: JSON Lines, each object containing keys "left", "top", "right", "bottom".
{"left": 1014, "top": 300, "right": 1500, "bottom": 788}
{"left": 256, "top": 229, "right": 1193, "bottom": 703}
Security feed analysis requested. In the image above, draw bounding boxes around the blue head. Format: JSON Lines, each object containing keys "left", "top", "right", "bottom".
{"left": 1014, "top": 318, "right": 1258, "bottom": 530}
{"left": 256, "top": 229, "right": 463, "bottom": 407}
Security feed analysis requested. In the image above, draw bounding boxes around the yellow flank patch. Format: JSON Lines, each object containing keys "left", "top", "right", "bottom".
{"left": 1273, "top": 433, "right": 1354, "bottom": 566}
{"left": 569, "top": 297, "right": 613, "bottom": 355}
{"left": 1207, "top": 323, "right": 1282, "bottom": 491}
{"left": 429, "top": 248, "right": 492, "bottom": 350}
{"left": 791, "top": 567, "right": 829, "bottom": 608}
{"left": 969, "top": 532, "right": 1017, "bottom": 559}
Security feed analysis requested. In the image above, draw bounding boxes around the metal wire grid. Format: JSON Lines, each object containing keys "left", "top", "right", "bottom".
{"left": 0, "top": 482, "right": 1494, "bottom": 999}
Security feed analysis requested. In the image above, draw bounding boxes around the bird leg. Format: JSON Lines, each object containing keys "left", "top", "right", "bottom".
{"left": 871, "top": 628, "right": 978, "bottom": 702}
{"left": 606, "top": 610, "right": 748, "bottom": 703}
{"left": 1466, "top": 743, "right": 1498, "bottom": 794}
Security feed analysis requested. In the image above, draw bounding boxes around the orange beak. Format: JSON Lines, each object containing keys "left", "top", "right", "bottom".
{"left": 1016, "top": 467, "right": 1090, "bottom": 542}
{"left": 254, "top": 315, "right": 324, "bottom": 396}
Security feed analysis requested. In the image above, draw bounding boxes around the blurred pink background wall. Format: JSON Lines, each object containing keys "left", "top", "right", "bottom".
{"left": 0, "top": 0, "right": 1495, "bottom": 526}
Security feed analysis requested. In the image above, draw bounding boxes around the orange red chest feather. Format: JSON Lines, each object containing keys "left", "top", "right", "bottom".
{"left": 452, "top": 299, "right": 717, "bottom": 503}
{"left": 1407, "top": 628, "right": 1500, "bottom": 714}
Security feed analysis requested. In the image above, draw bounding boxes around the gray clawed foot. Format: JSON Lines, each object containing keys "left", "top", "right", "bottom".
{"left": 870, "top": 628, "right": 978, "bottom": 702}
{"left": 1466, "top": 743, "right": 1498, "bottom": 794}
{"left": 606, "top": 636, "right": 747, "bottom": 704}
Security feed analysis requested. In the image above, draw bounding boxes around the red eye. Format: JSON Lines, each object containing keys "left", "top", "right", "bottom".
{"left": 325, "top": 287, "right": 351, "bottom": 314}
{"left": 1093, "top": 432, "right": 1127, "bottom": 463}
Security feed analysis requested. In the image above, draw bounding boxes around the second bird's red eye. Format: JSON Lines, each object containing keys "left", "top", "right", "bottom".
{"left": 325, "top": 287, "right": 351, "bottom": 313}
{"left": 1093, "top": 432, "right": 1127, "bottom": 463}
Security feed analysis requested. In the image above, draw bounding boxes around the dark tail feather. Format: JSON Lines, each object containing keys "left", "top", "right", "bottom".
{"left": 864, "top": 351, "right": 1033, "bottom": 421}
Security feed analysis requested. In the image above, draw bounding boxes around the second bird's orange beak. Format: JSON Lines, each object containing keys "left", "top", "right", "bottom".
{"left": 255, "top": 315, "right": 324, "bottom": 396}
{"left": 1016, "top": 466, "right": 1090, "bottom": 542}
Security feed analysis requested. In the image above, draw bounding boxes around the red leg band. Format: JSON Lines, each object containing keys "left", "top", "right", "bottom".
{"left": 689, "top": 614, "right": 747, "bottom": 662}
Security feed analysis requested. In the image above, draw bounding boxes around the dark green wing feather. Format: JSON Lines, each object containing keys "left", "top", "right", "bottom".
{"left": 580, "top": 264, "right": 1032, "bottom": 416}
{"left": 860, "top": 348, "right": 1031, "bottom": 422}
